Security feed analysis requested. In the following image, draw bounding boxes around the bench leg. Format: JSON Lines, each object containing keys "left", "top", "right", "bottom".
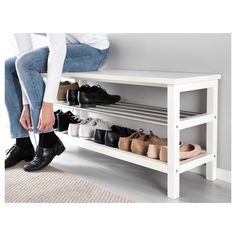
{"left": 167, "top": 85, "right": 180, "bottom": 199}
{"left": 206, "top": 82, "right": 218, "bottom": 181}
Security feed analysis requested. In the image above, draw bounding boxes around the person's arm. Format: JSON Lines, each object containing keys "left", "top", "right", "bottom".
{"left": 38, "top": 34, "right": 66, "bottom": 132}
{"left": 14, "top": 33, "right": 33, "bottom": 105}
{"left": 43, "top": 33, "right": 66, "bottom": 103}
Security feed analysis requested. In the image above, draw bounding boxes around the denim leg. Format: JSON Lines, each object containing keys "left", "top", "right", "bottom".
{"left": 63, "top": 44, "right": 109, "bottom": 72}
{"left": 15, "top": 47, "right": 53, "bottom": 134}
{"left": 14, "top": 44, "right": 108, "bottom": 135}
{"left": 5, "top": 57, "right": 30, "bottom": 138}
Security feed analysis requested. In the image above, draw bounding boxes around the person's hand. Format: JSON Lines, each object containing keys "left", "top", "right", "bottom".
{"left": 20, "top": 104, "right": 33, "bottom": 131}
{"left": 37, "top": 102, "right": 55, "bottom": 132}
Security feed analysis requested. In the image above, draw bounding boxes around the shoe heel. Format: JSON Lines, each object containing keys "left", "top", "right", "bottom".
{"left": 56, "top": 145, "right": 65, "bottom": 156}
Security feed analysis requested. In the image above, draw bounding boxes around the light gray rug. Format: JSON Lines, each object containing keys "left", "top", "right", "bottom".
{"left": 5, "top": 163, "right": 134, "bottom": 203}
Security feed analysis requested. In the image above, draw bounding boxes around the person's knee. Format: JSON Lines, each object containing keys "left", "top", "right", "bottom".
{"left": 15, "top": 52, "right": 33, "bottom": 73}
{"left": 5, "top": 57, "right": 17, "bottom": 75}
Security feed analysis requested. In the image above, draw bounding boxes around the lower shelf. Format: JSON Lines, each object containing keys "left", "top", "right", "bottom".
{"left": 58, "top": 132, "right": 213, "bottom": 174}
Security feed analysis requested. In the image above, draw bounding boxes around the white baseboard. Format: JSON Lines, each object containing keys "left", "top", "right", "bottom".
{"left": 190, "top": 166, "right": 231, "bottom": 183}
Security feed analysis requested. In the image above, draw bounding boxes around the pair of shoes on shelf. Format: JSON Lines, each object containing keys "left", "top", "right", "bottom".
{"left": 68, "top": 118, "right": 92, "bottom": 137}
{"left": 78, "top": 84, "right": 121, "bottom": 107}
{"left": 66, "top": 84, "right": 121, "bottom": 107}
{"left": 146, "top": 136, "right": 201, "bottom": 161}
{"left": 156, "top": 143, "right": 202, "bottom": 162}
{"left": 145, "top": 133, "right": 201, "bottom": 161}
{"left": 54, "top": 110, "right": 81, "bottom": 132}
{"left": 57, "top": 81, "right": 79, "bottom": 102}
{"left": 68, "top": 118, "right": 110, "bottom": 138}
{"left": 94, "top": 125, "right": 136, "bottom": 147}
{"left": 119, "top": 130, "right": 167, "bottom": 156}
{"left": 79, "top": 118, "right": 110, "bottom": 138}
{"left": 118, "top": 128, "right": 145, "bottom": 151}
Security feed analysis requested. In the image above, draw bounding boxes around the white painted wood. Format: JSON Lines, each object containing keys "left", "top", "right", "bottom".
{"left": 179, "top": 152, "right": 214, "bottom": 173}
{"left": 179, "top": 113, "right": 214, "bottom": 130}
{"left": 57, "top": 69, "right": 221, "bottom": 87}
{"left": 206, "top": 81, "right": 218, "bottom": 180}
{"left": 77, "top": 138, "right": 168, "bottom": 173}
{"left": 51, "top": 69, "right": 220, "bottom": 199}
{"left": 178, "top": 80, "right": 219, "bottom": 92}
{"left": 167, "top": 85, "right": 180, "bottom": 199}
{"left": 190, "top": 166, "right": 231, "bottom": 183}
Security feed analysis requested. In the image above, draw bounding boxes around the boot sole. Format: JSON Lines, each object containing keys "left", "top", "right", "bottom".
{"left": 56, "top": 145, "right": 66, "bottom": 156}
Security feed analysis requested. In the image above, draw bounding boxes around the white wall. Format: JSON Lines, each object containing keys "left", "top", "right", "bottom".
{"left": 99, "top": 33, "right": 231, "bottom": 171}
{"left": 5, "top": 33, "right": 231, "bottom": 171}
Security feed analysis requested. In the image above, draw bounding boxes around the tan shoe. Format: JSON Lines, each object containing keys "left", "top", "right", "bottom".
{"left": 159, "top": 143, "right": 202, "bottom": 162}
{"left": 130, "top": 131, "right": 159, "bottom": 155}
{"left": 130, "top": 135, "right": 150, "bottom": 155}
{"left": 118, "top": 128, "right": 144, "bottom": 151}
{"left": 57, "top": 82, "right": 79, "bottom": 101}
{"left": 147, "top": 131, "right": 168, "bottom": 159}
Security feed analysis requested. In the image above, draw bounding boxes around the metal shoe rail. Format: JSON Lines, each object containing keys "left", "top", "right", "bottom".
{"left": 48, "top": 69, "right": 220, "bottom": 199}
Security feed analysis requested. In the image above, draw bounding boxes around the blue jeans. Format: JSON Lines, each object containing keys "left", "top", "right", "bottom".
{"left": 5, "top": 44, "right": 109, "bottom": 138}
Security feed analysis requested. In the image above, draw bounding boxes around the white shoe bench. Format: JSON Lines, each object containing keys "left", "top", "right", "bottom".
{"left": 53, "top": 69, "right": 221, "bottom": 199}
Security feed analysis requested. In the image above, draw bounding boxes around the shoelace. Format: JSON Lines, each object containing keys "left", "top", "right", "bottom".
{"left": 65, "top": 111, "right": 81, "bottom": 122}
{"left": 71, "top": 115, "right": 81, "bottom": 122}
{"left": 5, "top": 145, "right": 17, "bottom": 154}
{"left": 91, "top": 85, "right": 108, "bottom": 95}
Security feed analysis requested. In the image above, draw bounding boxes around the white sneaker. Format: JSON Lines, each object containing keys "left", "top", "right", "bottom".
{"left": 68, "top": 123, "right": 80, "bottom": 137}
{"left": 68, "top": 118, "right": 92, "bottom": 137}
{"left": 79, "top": 119, "right": 110, "bottom": 138}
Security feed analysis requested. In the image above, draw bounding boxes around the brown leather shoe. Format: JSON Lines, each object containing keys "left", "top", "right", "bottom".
{"left": 118, "top": 128, "right": 145, "bottom": 151}
{"left": 159, "top": 143, "right": 202, "bottom": 162}
{"left": 57, "top": 81, "right": 79, "bottom": 101}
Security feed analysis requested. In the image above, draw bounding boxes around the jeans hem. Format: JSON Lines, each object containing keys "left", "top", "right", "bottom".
{"left": 33, "top": 129, "right": 54, "bottom": 134}
{"left": 11, "top": 133, "right": 30, "bottom": 139}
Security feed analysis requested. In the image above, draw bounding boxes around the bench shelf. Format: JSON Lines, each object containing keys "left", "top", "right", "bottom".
{"left": 52, "top": 69, "right": 220, "bottom": 199}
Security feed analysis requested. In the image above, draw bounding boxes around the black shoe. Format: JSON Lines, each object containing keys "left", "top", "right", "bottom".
{"left": 110, "top": 125, "right": 137, "bottom": 137}
{"left": 104, "top": 125, "right": 137, "bottom": 148}
{"left": 53, "top": 109, "right": 63, "bottom": 129}
{"left": 94, "top": 129, "right": 107, "bottom": 144}
{"left": 66, "top": 89, "right": 79, "bottom": 106}
{"left": 104, "top": 131, "right": 120, "bottom": 148}
{"left": 79, "top": 85, "right": 121, "bottom": 107}
{"left": 95, "top": 125, "right": 137, "bottom": 148}
{"left": 24, "top": 139, "right": 65, "bottom": 172}
{"left": 57, "top": 111, "right": 81, "bottom": 131}
{"left": 5, "top": 145, "right": 35, "bottom": 168}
